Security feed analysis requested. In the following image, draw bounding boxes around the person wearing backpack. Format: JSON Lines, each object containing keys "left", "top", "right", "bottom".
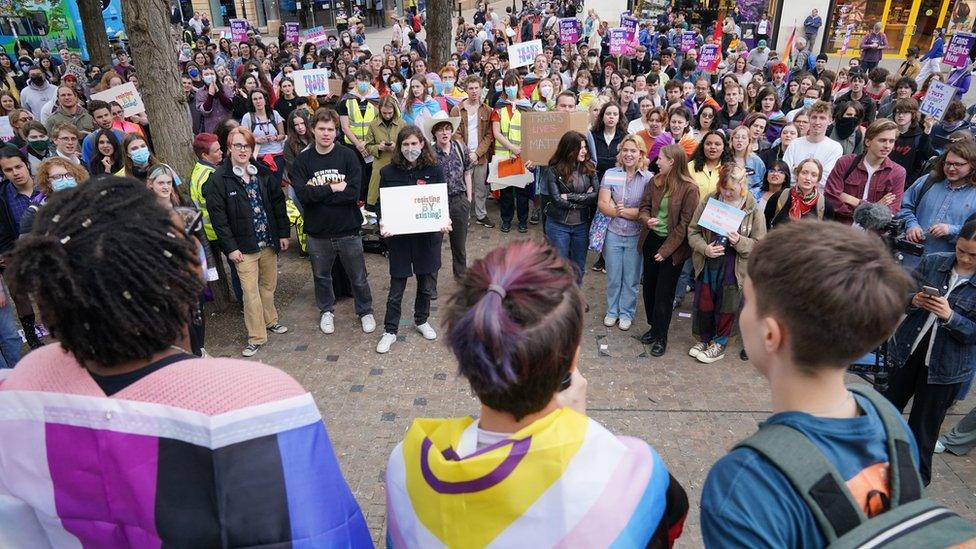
{"left": 700, "top": 220, "right": 976, "bottom": 548}
{"left": 824, "top": 119, "right": 906, "bottom": 226}
{"left": 764, "top": 158, "right": 833, "bottom": 228}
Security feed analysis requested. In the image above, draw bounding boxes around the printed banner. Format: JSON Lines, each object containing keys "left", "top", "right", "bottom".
{"left": 509, "top": 39, "right": 543, "bottom": 69}
{"left": 697, "top": 197, "right": 747, "bottom": 236}
{"left": 303, "top": 25, "right": 328, "bottom": 45}
{"left": 559, "top": 18, "right": 580, "bottom": 44}
{"left": 944, "top": 32, "right": 976, "bottom": 68}
{"left": 919, "top": 80, "right": 956, "bottom": 120}
{"left": 521, "top": 111, "right": 590, "bottom": 164}
{"left": 609, "top": 28, "right": 630, "bottom": 57}
{"left": 291, "top": 68, "right": 334, "bottom": 96}
{"left": 379, "top": 183, "right": 450, "bottom": 235}
{"left": 681, "top": 31, "right": 696, "bottom": 53}
{"left": 284, "top": 22, "right": 301, "bottom": 44}
{"left": 230, "top": 19, "right": 248, "bottom": 42}
{"left": 91, "top": 82, "right": 145, "bottom": 117}
{"left": 697, "top": 44, "right": 721, "bottom": 74}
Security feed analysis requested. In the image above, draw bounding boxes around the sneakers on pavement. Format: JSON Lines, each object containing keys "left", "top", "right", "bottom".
{"left": 361, "top": 314, "right": 376, "bottom": 333}
{"left": 376, "top": 332, "right": 397, "bottom": 353}
{"left": 529, "top": 211, "right": 540, "bottom": 224}
{"left": 476, "top": 217, "right": 496, "bottom": 228}
{"left": 500, "top": 222, "right": 512, "bottom": 233}
{"left": 320, "top": 312, "right": 335, "bottom": 334}
{"left": 603, "top": 315, "right": 617, "bottom": 327}
{"left": 242, "top": 343, "right": 261, "bottom": 357}
{"left": 689, "top": 342, "right": 707, "bottom": 359}
{"left": 935, "top": 440, "right": 947, "bottom": 454}
{"left": 517, "top": 224, "right": 528, "bottom": 233}
{"left": 618, "top": 318, "right": 632, "bottom": 330}
{"left": 697, "top": 342, "right": 726, "bottom": 364}
{"left": 266, "top": 323, "right": 288, "bottom": 334}
{"left": 415, "top": 322, "right": 437, "bottom": 340}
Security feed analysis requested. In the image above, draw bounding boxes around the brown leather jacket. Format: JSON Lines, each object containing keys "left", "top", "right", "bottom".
{"left": 637, "top": 176, "right": 700, "bottom": 266}
{"left": 450, "top": 101, "right": 494, "bottom": 165}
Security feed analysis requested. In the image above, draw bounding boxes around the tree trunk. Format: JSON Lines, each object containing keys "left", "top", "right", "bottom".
{"left": 77, "top": 0, "right": 114, "bottom": 69}
{"left": 120, "top": 0, "right": 197, "bottom": 179}
{"left": 426, "top": 0, "right": 452, "bottom": 71}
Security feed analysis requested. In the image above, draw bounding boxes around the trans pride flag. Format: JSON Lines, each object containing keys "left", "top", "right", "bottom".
{"left": 0, "top": 344, "right": 372, "bottom": 548}
{"left": 386, "top": 407, "right": 678, "bottom": 548}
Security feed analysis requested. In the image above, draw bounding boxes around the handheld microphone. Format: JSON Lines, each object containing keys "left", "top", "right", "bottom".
{"left": 852, "top": 202, "right": 893, "bottom": 231}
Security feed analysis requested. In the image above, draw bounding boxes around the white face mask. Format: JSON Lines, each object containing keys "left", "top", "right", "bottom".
{"left": 402, "top": 147, "right": 422, "bottom": 162}
{"left": 203, "top": 74, "right": 216, "bottom": 85}
{"left": 539, "top": 85, "right": 553, "bottom": 98}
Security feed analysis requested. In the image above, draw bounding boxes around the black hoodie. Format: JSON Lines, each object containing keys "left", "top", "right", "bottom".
{"left": 890, "top": 124, "right": 936, "bottom": 186}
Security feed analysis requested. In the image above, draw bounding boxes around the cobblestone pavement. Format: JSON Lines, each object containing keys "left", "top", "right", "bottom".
{"left": 202, "top": 201, "right": 976, "bottom": 546}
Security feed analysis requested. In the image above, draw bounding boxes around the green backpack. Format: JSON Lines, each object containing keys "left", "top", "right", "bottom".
{"left": 735, "top": 385, "right": 976, "bottom": 548}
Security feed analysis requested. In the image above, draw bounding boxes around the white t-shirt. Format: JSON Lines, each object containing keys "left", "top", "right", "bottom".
{"left": 241, "top": 111, "right": 285, "bottom": 155}
{"left": 627, "top": 118, "right": 647, "bottom": 134}
{"left": 467, "top": 109, "right": 479, "bottom": 152}
{"left": 782, "top": 136, "right": 844, "bottom": 187}
{"left": 862, "top": 160, "right": 879, "bottom": 200}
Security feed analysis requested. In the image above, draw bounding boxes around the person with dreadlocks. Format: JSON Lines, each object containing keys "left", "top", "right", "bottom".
{"left": 0, "top": 176, "right": 372, "bottom": 547}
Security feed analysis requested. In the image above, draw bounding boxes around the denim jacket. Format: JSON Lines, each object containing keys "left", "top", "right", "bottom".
{"left": 889, "top": 252, "right": 976, "bottom": 391}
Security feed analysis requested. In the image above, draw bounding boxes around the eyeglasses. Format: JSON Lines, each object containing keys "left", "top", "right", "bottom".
{"left": 57, "top": 135, "right": 78, "bottom": 142}
{"left": 944, "top": 160, "right": 969, "bottom": 169}
{"left": 230, "top": 143, "right": 252, "bottom": 151}
{"left": 50, "top": 173, "right": 72, "bottom": 181}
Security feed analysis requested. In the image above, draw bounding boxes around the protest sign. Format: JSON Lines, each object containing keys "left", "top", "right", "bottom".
{"left": 292, "top": 68, "right": 333, "bottom": 96}
{"left": 521, "top": 111, "right": 590, "bottom": 164}
{"left": 559, "top": 18, "right": 580, "bottom": 44}
{"left": 697, "top": 198, "right": 747, "bottom": 236}
{"left": 681, "top": 31, "right": 696, "bottom": 53}
{"left": 490, "top": 156, "right": 534, "bottom": 190}
{"left": 303, "top": 26, "right": 328, "bottom": 45}
{"left": 0, "top": 116, "right": 12, "bottom": 142}
{"left": 379, "top": 183, "right": 450, "bottom": 235}
{"left": 230, "top": 19, "right": 248, "bottom": 42}
{"left": 620, "top": 14, "right": 638, "bottom": 35}
{"left": 944, "top": 32, "right": 976, "bottom": 68}
{"left": 92, "top": 82, "right": 145, "bottom": 117}
{"left": 919, "top": 80, "right": 956, "bottom": 121}
{"left": 697, "top": 44, "right": 721, "bottom": 74}
{"left": 609, "top": 28, "right": 630, "bottom": 56}
{"left": 284, "top": 22, "right": 300, "bottom": 44}
{"left": 509, "top": 39, "right": 543, "bottom": 69}
{"left": 839, "top": 24, "right": 855, "bottom": 55}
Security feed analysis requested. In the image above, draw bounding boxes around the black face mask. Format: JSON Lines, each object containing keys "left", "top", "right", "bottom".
{"left": 834, "top": 117, "right": 859, "bottom": 140}
{"left": 29, "top": 75, "right": 44, "bottom": 86}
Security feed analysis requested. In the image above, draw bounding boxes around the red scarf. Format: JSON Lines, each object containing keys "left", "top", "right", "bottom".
{"left": 788, "top": 186, "right": 818, "bottom": 220}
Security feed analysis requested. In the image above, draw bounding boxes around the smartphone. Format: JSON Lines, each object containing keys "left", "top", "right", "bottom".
{"left": 922, "top": 285, "right": 942, "bottom": 297}
{"left": 558, "top": 372, "right": 572, "bottom": 392}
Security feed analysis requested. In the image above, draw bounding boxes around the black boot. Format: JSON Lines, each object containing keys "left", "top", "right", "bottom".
{"left": 650, "top": 339, "right": 667, "bottom": 357}
{"left": 639, "top": 328, "right": 655, "bottom": 344}
{"left": 20, "top": 314, "right": 42, "bottom": 350}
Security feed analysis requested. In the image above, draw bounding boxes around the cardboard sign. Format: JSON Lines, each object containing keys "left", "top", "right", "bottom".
{"left": 379, "top": 183, "right": 450, "bottom": 235}
{"left": 91, "top": 82, "right": 145, "bottom": 117}
{"left": 284, "top": 22, "right": 300, "bottom": 44}
{"left": 680, "top": 31, "right": 696, "bottom": 53}
{"left": 920, "top": 80, "right": 956, "bottom": 121}
{"left": 0, "top": 116, "right": 13, "bottom": 142}
{"left": 292, "top": 68, "right": 334, "bottom": 96}
{"left": 697, "top": 44, "right": 721, "bottom": 74}
{"left": 489, "top": 156, "right": 534, "bottom": 190}
{"left": 303, "top": 25, "right": 328, "bottom": 45}
{"left": 559, "top": 18, "right": 580, "bottom": 44}
{"left": 609, "top": 27, "right": 630, "bottom": 56}
{"left": 697, "top": 197, "right": 747, "bottom": 236}
{"left": 944, "top": 32, "right": 976, "bottom": 68}
{"left": 521, "top": 111, "right": 590, "bottom": 165}
{"left": 230, "top": 19, "right": 248, "bottom": 42}
{"left": 509, "top": 39, "right": 543, "bottom": 69}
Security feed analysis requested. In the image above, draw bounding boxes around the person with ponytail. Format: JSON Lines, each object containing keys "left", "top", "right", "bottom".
{"left": 0, "top": 176, "right": 371, "bottom": 547}
{"left": 385, "top": 239, "right": 689, "bottom": 547}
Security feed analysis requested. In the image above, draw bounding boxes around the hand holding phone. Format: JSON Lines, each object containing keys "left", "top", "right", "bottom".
{"left": 922, "top": 285, "right": 942, "bottom": 297}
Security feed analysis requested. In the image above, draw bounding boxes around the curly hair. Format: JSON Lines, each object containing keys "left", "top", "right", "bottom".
{"left": 36, "top": 157, "right": 89, "bottom": 196}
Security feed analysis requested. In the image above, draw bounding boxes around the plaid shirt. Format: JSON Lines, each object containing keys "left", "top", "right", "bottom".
{"left": 5, "top": 183, "right": 39, "bottom": 227}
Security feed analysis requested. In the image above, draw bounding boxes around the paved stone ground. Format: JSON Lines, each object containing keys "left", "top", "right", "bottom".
{"left": 202, "top": 200, "right": 976, "bottom": 547}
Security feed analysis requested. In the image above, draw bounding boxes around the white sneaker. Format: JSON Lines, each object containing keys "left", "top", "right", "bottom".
{"left": 618, "top": 318, "right": 632, "bottom": 330}
{"left": 319, "top": 312, "right": 335, "bottom": 334}
{"left": 415, "top": 322, "right": 437, "bottom": 340}
{"left": 361, "top": 314, "right": 376, "bottom": 333}
{"left": 603, "top": 315, "right": 617, "bottom": 327}
{"left": 376, "top": 332, "right": 397, "bottom": 353}
{"left": 935, "top": 440, "right": 947, "bottom": 454}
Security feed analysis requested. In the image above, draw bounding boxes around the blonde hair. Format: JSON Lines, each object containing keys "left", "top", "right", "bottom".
{"left": 716, "top": 163, "right": 749, "bottom": 198}
{"left": 615, "top": 134, "right": 649, "bottom": 171}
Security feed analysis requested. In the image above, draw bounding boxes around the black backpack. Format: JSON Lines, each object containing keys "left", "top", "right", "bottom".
{"left": 736, "top": 385, "right": 976, "bottom": 548}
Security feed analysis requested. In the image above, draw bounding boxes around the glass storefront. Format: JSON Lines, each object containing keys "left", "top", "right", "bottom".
{"left": 825, "top": 0, "right": 974, "bottom": 56}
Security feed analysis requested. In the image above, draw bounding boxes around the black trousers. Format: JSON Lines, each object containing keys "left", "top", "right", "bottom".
{"left": 383, "top": 273, "right": 435, "bottom": 334}
{"left": 499, "top": 185, "right": 529, "bottom": 225}
{"left": 884, "top": 333, "right": 964, "bottom": 485}
{"left": 642, "top": 232, "right": 683, "bottom": 342}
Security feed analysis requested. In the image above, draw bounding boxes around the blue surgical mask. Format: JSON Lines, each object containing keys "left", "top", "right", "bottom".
{"left": 303, "top": 62, "right": 314, "bottom": 69}
{"left": 443, "top": 79, "right": 455, "bottom": 91}
{"left": 390, "top": 82, "right": 403, "bottom": 93}
{"left": 504, "top": 85, "right": 517, "bottom": 98}
{"left": 357, "top": 81, "right": 369, "bottom": 94}
{"left": 495, "top": 82, "right": 503, "bottom": 92}
{"left": 130, "top": 147, "right": 151, "bottom": 166}
{"left": 52, "top": 177, "right": 77, "bottom": 192}
{"left": 803, "top": 97, "right": 816, "bottom": 108}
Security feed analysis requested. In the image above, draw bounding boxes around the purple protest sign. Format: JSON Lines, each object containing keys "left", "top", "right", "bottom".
{"left": 558, "top": 18, "right": 580, "bottom": 44}
{"left": 944, "top": 32, "right": 976, "bottom": 68}
{"left": 620, "top": 14, "right": 638, "bottom": 34}
{"left": 609, "top": 28, "right": 630, "bottom": 57}
{"left": 697, "top": 44, "right": 720, "bottom": 74}
{"left": 681, "top": 31, "right": 696, "bottom": 53}
{"left": 230, "top": 19, "right": 248, "bottom": 42}
{"left": 284, "top": 22, "right": 300, "bottom": 44}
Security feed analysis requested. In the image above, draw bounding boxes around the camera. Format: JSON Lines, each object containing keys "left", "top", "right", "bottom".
{"left": 880, "top": 218, "right": 925, "bottom": 260}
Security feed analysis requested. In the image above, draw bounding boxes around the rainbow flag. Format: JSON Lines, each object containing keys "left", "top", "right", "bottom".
{"left": 781, "top": 27, "right": 796, "bottom": 65}
{"left": 386, "top": 407, "right": 676, "bottom": 548}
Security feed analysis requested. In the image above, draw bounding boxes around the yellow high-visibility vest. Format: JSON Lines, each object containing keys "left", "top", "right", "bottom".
{"left": 494, "top": 106, "right": 521, "bottom": 159}
{"left": 344, "top": 97, "right": 376, "bottom": 145}
{"left": 190, "top": 161, "right": 217, "bottom": 241}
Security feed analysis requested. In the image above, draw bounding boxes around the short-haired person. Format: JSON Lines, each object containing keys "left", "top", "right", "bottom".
{"left": 700, "top": 220, "right": 918, "bottom": 547}
{"left": 425, "top": 112, "right": 471, "bottom": 282}
{"left": 491, "top": 71, "right": 533, "bottom": 233}
{"left": 451, "top": 75, "right": 495, "bottom": 228}
{"left": 824, "top": 119, "right": 906, "bottom": 225}
{"left": 765, "top": 158, "right": 834, "bottom": 228}
{"left": 52, "top": 123, "right": 84, "bottom": 167}
{"left": 80, "top": 100, "right": 123, "bottom": 165}
{"left": 782, "top": 100, "right": 844, "bottom": 187}
{"left": 0, "top": 146, "right": 42, "bottom": 353}
{"left": 889, "top": 98, "right": 936, "bottom": 185}
{"left": 204, "top": 127, "right": 291, "bottom": 357}
{"left": 289, "top": 108, "right": 376, "bottom": 337}
{"left": 637, "top": 144, "right": 700, "bottom": 354}
{"left": 885, "top": 219, "right": 976, "bottom": 485}
{"left": 0, "top": 176, "right": 372, "bottom": 547}
{"left": 687, "top": 164, "right": 766, "bottom": 363}
{"left": 44, "top": 85, "right": 94, "bottom": 134}
{"left": 385, "top": 239, "right": 689, "bottom": 547}
{"left": 542, "top": 130, "right": 599, "bottom": 278}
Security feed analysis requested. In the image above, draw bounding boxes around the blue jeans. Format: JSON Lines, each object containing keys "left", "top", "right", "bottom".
{"left": 603, "top": 231, "right": 642, "bottom": 320}
{"left": 545, "top": 218, "right": 590, "bottom": 282}
{"left": 673, "top": 258, "right": 694, "bottom": 302}
{"left": 0, "top": 282, "right": 22, "bottom": 368}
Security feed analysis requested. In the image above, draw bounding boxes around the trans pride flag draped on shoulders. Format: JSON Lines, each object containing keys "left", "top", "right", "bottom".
{"left": 386, "top": 407, "right": 673, "bottom": 548}
{"left": 0, "top": 344, "right": 372, "bottom": 548}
